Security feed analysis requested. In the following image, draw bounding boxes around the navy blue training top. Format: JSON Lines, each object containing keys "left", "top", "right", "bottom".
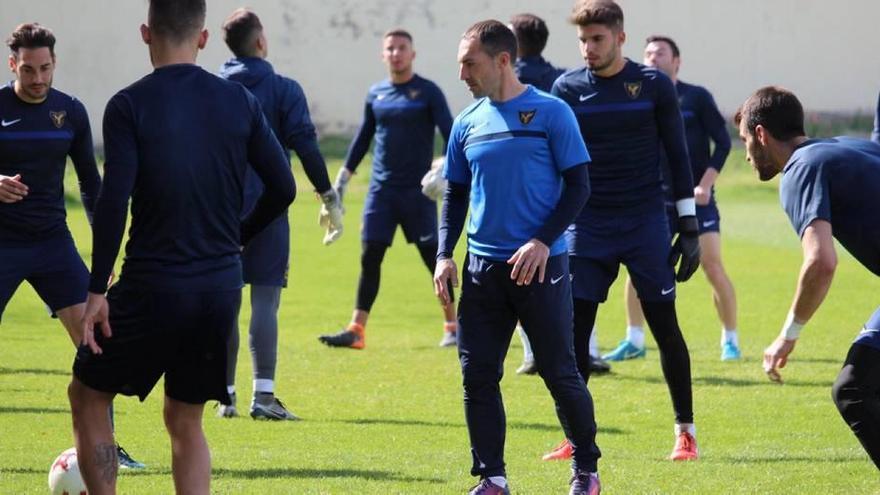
{"left": 0, "top": 82, "right": 100, "bottom": 243}
{"left": 552, "top": 60, "right": 693, "bottom": 217}
{"left": 677, "top": 80, "right": 731, "bottom": 179}
{"left": 781, "top": 137, "right": 880, "bottom": 276}
{"left": 219, "top": 56, "right": 330, "bottom": 215}
{"left": 91, "top": 64, "right": 295, "bottom": 294}
{"left": 344, "top": 74, "right": 453, "bottom": 187}
{"left": 514, "top": 56, "right": 565, "bottom": 93}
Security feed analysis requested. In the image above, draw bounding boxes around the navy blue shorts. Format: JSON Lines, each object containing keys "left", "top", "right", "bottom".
{"left": 242, "top": 216, "right": 289, "bottom": 287}
{"left": 0, "top": 234, "right": 88, "bottom": 320}
{"left": 696, "top": 200, "right": 721, "bottom": 234}
{"left": 73, "top": 280, "right": 240, "bottom": 405}
{"left": 362, "top": 183, "right": 437, "bottom": 245}
{"left": 854, "top": 306, "right": 880, "bottom": 351}
{"left": 569, "top": 210, "right": 675, "bottom": 303}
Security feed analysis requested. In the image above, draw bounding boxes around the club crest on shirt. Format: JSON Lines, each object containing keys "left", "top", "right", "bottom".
{"left": 407, "top": 89, "right": 421, "bottom": 100}
{"left": 50, "top": 111, "right": 66, "bottom": 128}
{"left": 624, "top": 82, "right": 642, "bottom": 99}
{"left": 518, "top": 110, "right": 537, "bottom": 125}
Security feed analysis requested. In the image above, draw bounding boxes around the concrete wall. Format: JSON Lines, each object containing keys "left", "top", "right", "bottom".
{"left": 2, "top": 0, "right": 878, "bottom": 139}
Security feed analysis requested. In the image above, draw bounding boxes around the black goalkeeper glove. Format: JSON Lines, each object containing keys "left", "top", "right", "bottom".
{"left": 668, "top": 215, "right": 701, "bottom": 282}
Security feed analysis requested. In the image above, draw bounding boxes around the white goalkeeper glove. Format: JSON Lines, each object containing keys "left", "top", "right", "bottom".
{"left": 421, "top": 157, "right": 447, "bottom": 201}
{"left": 318, "top": 188, "right": 344, "bottom": 245}
{"left": 334, "top": 167, "right": 351, "bottom": 205}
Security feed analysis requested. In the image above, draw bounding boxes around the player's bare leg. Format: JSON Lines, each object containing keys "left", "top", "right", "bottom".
{"left": 69, "top": 378, "right": 117, "bottom": 495}
{"left": 164, "top": 396, "right": 210, "bottom": 495}
{"left": 699, "top": 233, "right": 739, "bottom": 359}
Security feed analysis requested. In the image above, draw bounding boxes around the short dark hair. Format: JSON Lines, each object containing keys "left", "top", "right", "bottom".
{"left": 509, "top": 13, "right": 549, "bottom": 58}
{"left": 735, "top": 86, "right": 806, "bottom": 141}
{"left": 148, "top": 0, "right": 206, "bottom": 44}
{"left": 645, "top": 35, "right": 680, "bottom": 58}
{"left": 383, "top": 29, "right": 413, "bottom": 43}
{"left": 463, "top": 20, "right": 517, "bottom": 61}
{"left": 222, "top": 8, "right": 263, "bottom": 57}
{"left": 569, "top": 0, "right": 624, "bottom": 31}
{"left": 6, "top": 23, "right": 56, "bottom": 58}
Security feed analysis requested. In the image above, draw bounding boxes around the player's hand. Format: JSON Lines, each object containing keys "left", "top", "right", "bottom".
{"left": 668, "top": 215, "right": 701, "bottom": 282}
{"left": 763, "top": 336, "right": 797, "bottom": 383}
{"left": 508, "top": 238, "right": 550, "bottom": 286}
{"left": 318, "top": 189, "right": 344, "bottom": 245}
{"left": 420, "top": 157, "right": 447, "bottom": 201}
{"left": 81, "top": 292, "right": 111, "bottom": 355}
{"left": 433, "top": 257, "right": 458, "bottom": 306}
{"left": 694, "top": 185, "right": 711, "bottom": 206}
{"left": 333, "top": 167, "right": 352, "bottom": 205}
{"left": 0, "top": 174, "right": 28, "bottom": 203}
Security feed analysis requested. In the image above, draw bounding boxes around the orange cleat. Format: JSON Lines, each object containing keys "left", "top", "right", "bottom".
{"left": 542, "top": 438, "right": 573, "bottom": 461}
{"left": 318, "top": 323, "right": 365, "bottom": 349}
{"left": 669, "top": 432, "right": 699, "bottom": 461}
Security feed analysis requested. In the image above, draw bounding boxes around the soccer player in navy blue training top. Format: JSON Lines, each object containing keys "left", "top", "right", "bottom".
{"left": 608, "top": 35, "right": 739, "bottom": 363}
{"left": 508, "top": 12, "right": 612, "bottom": 378}
{"left": 216, "top": 7, "right": 342, "bottom": 422}
{"left": 510, "top": 13, "right": 565, "bottom": 93}
{"left": 872, "top": 91, "right": 879, "bottom": 144}
{"left": 319, "top": 29, "right": 457, "bottom": 350}
{"left": 67, "top": 1, "right": 296, "bottom": 493}
{"left": 739, "top": 86, "right": 880, "bottom": 471}
{"left": 546, "top": 0, "right": 700, "bottom": 463}
{"left": 434, "top": 20, "right": 600, "bottom": 495}
{"left": 0, "top": 22, "right": 144, "bottom": 470}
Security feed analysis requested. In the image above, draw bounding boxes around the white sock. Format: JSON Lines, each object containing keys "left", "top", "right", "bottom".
{"left": 589, "top": 326, "right": 600, "bottom": 357}
{"left": 488, "top": 476, "right": 507, "bottom": 488}
{"left": 226, "top": 385, "right": 236, "bottom": 395}
{"left": 518, "top": 326, "right": 534, "bottom": 362}
{"left": 675, "top": 423, "right": 696, "bottom": 437}
{"left": 722, "top": 329, "right": 739, "bottom": 347}
{"left": 626, "top": 326, "right": 645, "bottom": 348}
{"left": 254, "top": 379, "right": 274, "bottom": 394}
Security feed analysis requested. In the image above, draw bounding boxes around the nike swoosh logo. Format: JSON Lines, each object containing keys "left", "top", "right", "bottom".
{"left": 418, "top": 234, "right": 434, "bottom": 242}
{"left": 550, "top": 274, "right": 565, "bottom": 285}
{"left": 1, "top": 118, "right": 21, "bottom": 127}
{"left": 375, "top": 94, "right": 386, "bottom": 100}
{"left": 468, "top": 122, "right": 490, "bottom": 135}
{"left": 578, "top": 93, "right": 598, "bottom": 102}
{"left": 661, "top": 287, "right": 675, "bottom": 296}
{"left": 702, "top": 220, "right": 717, "bottom": 227}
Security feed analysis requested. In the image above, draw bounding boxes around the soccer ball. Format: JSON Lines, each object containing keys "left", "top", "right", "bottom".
{"left": 48, "top": 447, "right": 87, "bottom": 495}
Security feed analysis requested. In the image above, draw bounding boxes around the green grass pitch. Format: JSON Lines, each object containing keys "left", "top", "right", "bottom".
{"left": 0, "top": 148, "right": 876, "bottom": 493}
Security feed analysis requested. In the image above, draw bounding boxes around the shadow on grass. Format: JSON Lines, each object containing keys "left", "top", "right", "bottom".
{"left": 335, "top": 417, "right": 625, "bottom": 435}
{"left": 124, "top": 466, "right": 444, "bottom": 484}
{"left": 0, "top": 406, "right": 68, "bottom": 414}
{"left": 694, "top": 375, "right": 833, "bottom": 388}
{"left": 0, "top": 366, "right": 70, "bottom": 376}
{"left": 0, "top": 467, "right": 44, "bottom": 475}
{"left": 720, "top": 453, "right": 865, "bottom": 464}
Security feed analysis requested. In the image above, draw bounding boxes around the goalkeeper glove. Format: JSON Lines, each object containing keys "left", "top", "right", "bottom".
{"left": 318, "top": 188, "right": 344, "bottom": 245}
{"left": 421, "top": 157, "right": 447, "bottom": 201}
{"left": 668, "top": 215, "right": 701, "bottom": 282}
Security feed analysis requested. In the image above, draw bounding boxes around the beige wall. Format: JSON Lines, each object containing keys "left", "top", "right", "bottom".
{"left": 2, "top": 0, "right": 878, "bottom": 139}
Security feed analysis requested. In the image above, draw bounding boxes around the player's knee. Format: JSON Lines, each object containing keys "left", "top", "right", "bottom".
{"left": 462, "top": 363, "right": 502, "bottom": 393}
{"left": 360, "top": 243, "right": 386, "bottom": 271}
{"left": 831, "top": 366, "right": 861, "bottom": 418}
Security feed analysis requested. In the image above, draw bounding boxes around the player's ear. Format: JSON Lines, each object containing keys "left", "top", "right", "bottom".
{"left": 197, "top": 29, "right": 208, "bottom": 50}
{"left": 617, "top": 29, "right": 626, "bottom": 46}
{"left": 8, "top": 54, "right": 16, "bottom": 73}
{"left": 754, "top": 124, "right": 768, "bottom": 146}
{"left": 140, "top": 24, "right": 151, "bottom": 45}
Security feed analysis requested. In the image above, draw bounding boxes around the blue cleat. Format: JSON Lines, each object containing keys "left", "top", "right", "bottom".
{"left": 721, "top": 341, "right": 741, "bottom": 361}
{"left": 117, "top": 444, "right": 146, "bottom": 469}
{"left": 602, "top": 339, "right": 646, "bottom": 362}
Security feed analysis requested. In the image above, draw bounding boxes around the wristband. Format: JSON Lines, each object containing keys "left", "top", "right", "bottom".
{"left": 676, "top": 197, "right": 696, "bottom": 217}
{"left": 780, "top": 311, "right": 804, "bottom": 340}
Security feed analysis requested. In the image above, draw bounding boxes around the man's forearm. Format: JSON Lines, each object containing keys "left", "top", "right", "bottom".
{"left": 437, "top": 181, "right": 469, "bottom": 259}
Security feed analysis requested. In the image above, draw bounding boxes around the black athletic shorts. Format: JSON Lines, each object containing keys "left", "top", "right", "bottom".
{"left": 73, "top": 279, "right": 240, "bottom": 405}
